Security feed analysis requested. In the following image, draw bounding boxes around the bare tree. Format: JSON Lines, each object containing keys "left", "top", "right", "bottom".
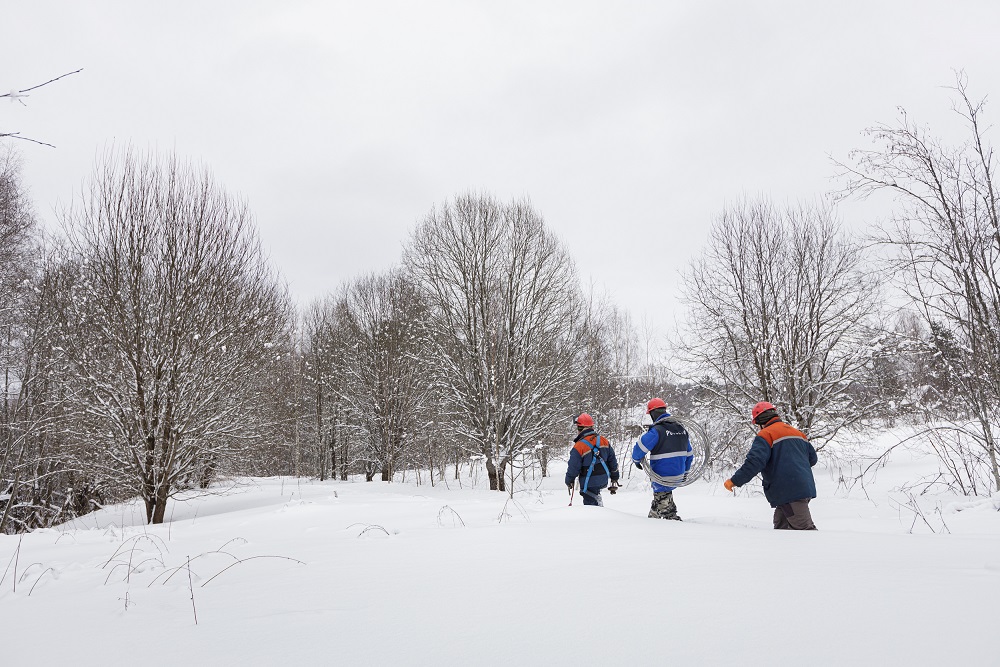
{"left": 0, "top": 147, "right": 43, "bottom": 532}
{"left": 0, "top": 152, "right": 105, "bottom": 533}
{"left": 310, "top": 292, "right": 359, "bottom": 483}
{"left": 675, "top": 198, "right": 882, "bottom": 452}
{"left": 301, "top": 298, "right": 338, "bottom": 480}
{"left": 330, "top": 269, "right": 433, "bottom": 482}
{"left": 839, "top": 74, "right": 1000, "bottom": 492}
{"left": 566, "top": 291, "right": 643, "bottom": 467}
{"left": 239, "top": 316, "right": 304, "bottom": 480}
{"left": 57, "top": 148, "right": 291, "bottom": 523}
{"left": 405, "top": 193, "right": 582, "bottom": 492}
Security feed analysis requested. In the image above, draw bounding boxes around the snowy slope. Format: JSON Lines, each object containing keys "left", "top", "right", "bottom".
{"left": 2, "top": 452, "right": 999, "bottom": 666}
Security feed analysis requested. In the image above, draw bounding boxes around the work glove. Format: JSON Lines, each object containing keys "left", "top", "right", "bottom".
{"left": 567, "top": 484, "right": 574, "bottom": 493}
{"left": 724, "top": 479, "right": 735, "bottom": 492}
{"left": 608, "top": 482, "right": 619, "bottom": 495}
{"left": 634, "top": 460, "right": 643, "bottom": 471}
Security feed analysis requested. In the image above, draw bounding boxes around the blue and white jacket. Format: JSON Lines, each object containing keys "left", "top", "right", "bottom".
{"left": 632, "top": 414, "right": 694, "bottom": 492}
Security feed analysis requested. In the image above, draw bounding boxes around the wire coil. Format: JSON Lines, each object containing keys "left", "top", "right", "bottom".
{"left": 638, "top": 416, "right": 712, "bottom": 488}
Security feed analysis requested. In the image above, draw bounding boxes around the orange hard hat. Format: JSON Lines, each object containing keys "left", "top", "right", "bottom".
{"left": 751, "top": 401, "right": 776, "bottom": 421}
{"left": 646, "top": 398, "right": 667, "bottom": 414}
{"left": 574, "top": 413, "right": 594, "bottom": 427}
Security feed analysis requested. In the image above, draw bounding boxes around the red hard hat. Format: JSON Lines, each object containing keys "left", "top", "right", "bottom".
{"left": 751, "top": 401, "right": 776, "bottom": 421}
{"left": 574, "top": 413, "right": 594, "bottom": 427}
{"left": 646, "top": 398, "right": 667, "bottom": 414}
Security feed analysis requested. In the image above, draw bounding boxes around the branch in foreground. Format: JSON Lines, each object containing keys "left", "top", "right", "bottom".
{"left": 0, "top": 133, "right": 57, "bottom": 149}
{"left": 2, "top": 68, "right": 84, "bottom": 148}
{"left": 1, "top": 68, "right": 84, "bottom": 100}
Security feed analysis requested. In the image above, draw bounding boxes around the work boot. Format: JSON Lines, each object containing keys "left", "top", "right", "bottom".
{"left": 648, "top": 491, "right": 681, "bottom": 520}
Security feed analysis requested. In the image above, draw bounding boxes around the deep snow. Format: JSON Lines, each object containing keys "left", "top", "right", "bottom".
{"left": 2, "top": 443, "right": 999, "bottom": 666}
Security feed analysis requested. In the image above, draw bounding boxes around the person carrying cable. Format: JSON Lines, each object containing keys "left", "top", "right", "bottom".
{"left": 565, "top": 413, "right": 619, "bottom": 506}
{"left": 723, "top": 401, "right": 818, "bottom": 530}
{"left": 632, "top": 398, "right": 693, "bottom": 520}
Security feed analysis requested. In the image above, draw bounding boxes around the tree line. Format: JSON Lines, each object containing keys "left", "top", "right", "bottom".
{"left": 2, "top": 78, "right": 999, "bottom": 532}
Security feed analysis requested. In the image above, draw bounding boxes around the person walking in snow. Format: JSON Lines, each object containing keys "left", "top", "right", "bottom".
{"left": 724, "top": 401, "right": 818, "bottom": 530}
{"left": 632, "top": 398, "right": 693, "bottom": 520}
{"left": 565, "top": 413, "right": 619, "bottom": 506}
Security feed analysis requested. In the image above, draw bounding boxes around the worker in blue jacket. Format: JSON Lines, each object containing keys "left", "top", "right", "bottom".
{"left": 632, "top": 398, "right": 693, "bottom": 520}
{"left": 565, "top": 413, "right": 619, "bottom": 506}
{"left": 724, "top": 401, "right": 818, "bottom": 530}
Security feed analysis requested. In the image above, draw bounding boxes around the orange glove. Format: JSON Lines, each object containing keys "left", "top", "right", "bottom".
{"left": 724, "top": 479, "right": 735, "bottom": 492}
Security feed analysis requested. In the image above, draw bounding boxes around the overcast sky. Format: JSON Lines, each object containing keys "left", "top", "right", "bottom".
{"left": 5, "top": 1, "right": 1000, "bottom": 337}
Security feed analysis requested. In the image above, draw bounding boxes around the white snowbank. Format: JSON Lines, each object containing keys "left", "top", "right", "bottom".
{"left": 1, "top": 454, "right": 998, "bottom": 666}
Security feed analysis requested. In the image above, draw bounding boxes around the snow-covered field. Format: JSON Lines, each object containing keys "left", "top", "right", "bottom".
{"left": 3, "top": 442, "right": 999, "bottom": 666}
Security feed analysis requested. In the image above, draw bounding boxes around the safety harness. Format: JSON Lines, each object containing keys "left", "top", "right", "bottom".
{"left": 581, "top": 433, "right": 611, "bottom": 500}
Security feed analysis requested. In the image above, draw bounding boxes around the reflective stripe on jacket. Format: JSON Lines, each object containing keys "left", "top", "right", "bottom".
{"left": 632, "top": 415, "right": 693, "bottom": 492}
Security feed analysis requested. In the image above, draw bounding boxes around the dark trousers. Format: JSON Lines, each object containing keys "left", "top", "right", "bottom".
{"left": 581, "top": 488, "right": 604, "bottom": 506}
{"left": 773, "top": 498, "right": 817, "bottom": 530}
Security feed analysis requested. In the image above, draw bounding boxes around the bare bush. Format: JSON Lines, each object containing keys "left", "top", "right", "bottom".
{"left": 840, "top": 74, "right": 1000, "bottom": 492}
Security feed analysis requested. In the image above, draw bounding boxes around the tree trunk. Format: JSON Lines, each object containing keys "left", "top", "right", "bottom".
{"left": 983, "top": 420, "right": 1000, "bottom": 492}
{"left": 329, "top": 432, "right": 337, "bottom": 483}
{"left": 486, "top": 456, "right": 506, "bottom": 491}
{"left": 497, "top": 454, "right": 511, "bottom": 493}
{"left": 198, "top": 457, "right": 216, "bottom": 489}
{"left": 150, "top": 481, "right": 170, "bottom": 524}
{"left": 143, "top": 436, "right": 156, "bottom": 523}
{"left": 316, "top": 386, "right": 326, "bottom": 481}
{"left": 427, "top": 440, "right": 435, "bottom": 487}
{"left": 340, "top": 433, "right": 350, "bottom": 481}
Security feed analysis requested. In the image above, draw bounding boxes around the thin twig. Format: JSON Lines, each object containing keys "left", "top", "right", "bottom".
{"left": 187, "top": 556, "right": 198, "bottom": 625}
{"left": 12, "top": 535, "right": 23, "bottom": 593}
{"left": 3, "top": 68, "right": 84, "bottom": 96}
{"left": 200, "top": 555, "right": 305, "bottom": 588}
{"left": 104, "top": 563, "right": 129, "bottom": 585}
{"left": 28, "top": 567, "right": 55, "bottom": 596}
{"left": 0, "top": 133, "right": 57, "bottom": 148}
{"left": 0, "top": 535, "right": 22, "bottom": 589}
{"left": 436, "top": 505, "right": 465, "bottom": 527}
